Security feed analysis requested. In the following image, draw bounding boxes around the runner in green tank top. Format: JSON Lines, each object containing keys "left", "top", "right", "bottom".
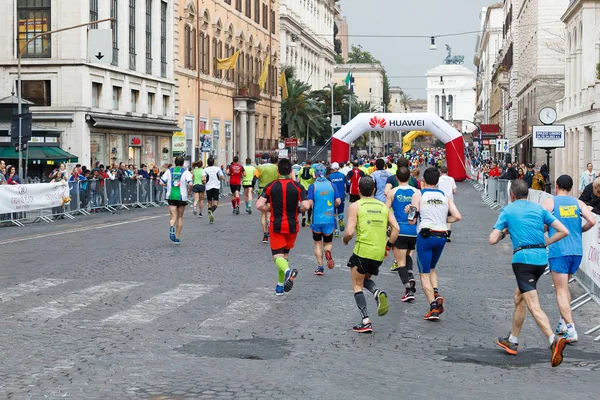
{"left": 242, "top": 158, "right": 256, "bottom": 214}
{"left": 342, "top": 175, "right": 399, "bottom": 334}
{"left": 255, "top": 153, "right": 280, "bottom": 243}
{"left": 191, "top": 160, "right": 205, "bottom": 217}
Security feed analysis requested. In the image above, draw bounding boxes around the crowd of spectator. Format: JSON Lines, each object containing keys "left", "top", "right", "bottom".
{"left": 477, "top": 159, "right": 550, "bottom": 191}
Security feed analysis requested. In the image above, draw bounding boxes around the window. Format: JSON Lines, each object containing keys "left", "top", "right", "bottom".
{"left": 17, "top": 0, "right": 51, "bottom": 58}
{"left": 184, "top": 26, "right": 196, "bottom": 70}
{"left": 184, "top": 25, "right": 190, "bottom": 68}
{"left": 200, "top": 33, "right": 210, "bottom": 75}
{"left": 160, "top": 1, "right": 167, "bottom": 77}
{"left": 262, "top": 4, "right": 268, "bottom": 29}
{"left": 213, "top": 39, "right": 223, "bottom": 78}
{"left": 235, "top": 0, "right": 242, "bottom": 12}
{"left": 270, "top": 9, "right": 275, "bottom": 34}
{"left": 145, "top": 0, "right": 152, "bottom": 74}
{"left": 147, "top": 92, "right": 155, "bottom": 113}
{"left": 21, "top": 80, "right": 51, "bottom": 106}
{"left": 90, "top": 0, "right": 98, "bottom": 28}
{"left": 111, "top": 0, "right": 119, "bottom": 65}
{"left": 162, "top": 95, "right": 170, "bottom": 116}
{"left": 129, "top": 0, "right": 136, "bottom": 70}
{"left": 112, "top": 86, "right": 121, "bottom": 110}
{"left": 254, "top": 0, "right": 260, "bottom": 23}
{"left": 131, "top": 89, "right": 139, "bottom": 112}
{"left": 245, "top": 0, "right": 251, "bottom": 18}
{"left": 92, "top": 82, "right": 102, "bottom": 108}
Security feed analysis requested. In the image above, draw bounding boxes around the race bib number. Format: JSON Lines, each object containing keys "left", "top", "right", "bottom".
{"left": 559, "top": 205, "right": 577, "bottom": 218}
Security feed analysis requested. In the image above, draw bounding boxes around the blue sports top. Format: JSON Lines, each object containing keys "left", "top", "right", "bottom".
{"left": 548, "top": 195, "right": 582, "bottom": 258}
{"left": 307, "top": 178, "right": 341, "bottom": 225}
{"left": 391, "top": 185, "right": 418, "bottom": 237}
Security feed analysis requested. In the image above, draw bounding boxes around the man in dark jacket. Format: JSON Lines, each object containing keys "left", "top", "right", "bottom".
{"left": 524, "top": 164, "right": 535, "bottom": 188}
{"left": 580, "top": 178, "right": 600, "bottom": 215}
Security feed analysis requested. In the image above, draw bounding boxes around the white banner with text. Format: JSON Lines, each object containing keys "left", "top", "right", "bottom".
{"left": 0, "top": 182, "right": 69, "bottom": 214}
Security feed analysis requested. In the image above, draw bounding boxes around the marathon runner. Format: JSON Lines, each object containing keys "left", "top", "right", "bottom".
{"left": 437, "top": 166, "right": 457, "bottom": 242}
{"left": 202, "top": 157, "right": 225, "bottom": 224}
{"left": 328, "top": 162, "right": 349, "bottom": 237}
{"left": 411, "top": 167, "right": 462, "bottom": 321}
{"left": 292, "top": 159, "right": 302, "bottom": 181}
{"left": 490, "top": 179, "right": 569, "bottom": 367}
{"left": 342, "top": 176, "right": 400, "bottom": 333}
{"left": 308, "top": 164, "right": 342, "bottom": 275}
{"left": 372, "top": 159, "right": 392, "bottom": 203}
{"left": 299, "top": 161, "right": 315, "bottom": 227}
{"left": 191, "top": 160, "right": 205, "bottom": 218}
{"left": 227, "top": 156, "right": 245, "bottom": 215}
{"left": 346, "top": 161, "right": 365, "bottom": 203}
{"left": 386, "top": 167, "right": 419, "bottom": 302}
{"left": 256, "top": 158, "right": 310, "bottom": 295}
{"left": 542, "top": 175, "right": 595, "bottom": 343}
{"left": 242, "top": 158, "right": 255, "bottom": 214}
{"left": 384, "top": 158, "right": 419, "bottom": 198}
{"left": 255, "top": 153, "right": 280, "bottom": 243}
{"left": 160, "top": 156, "right": 193, "bottom": 244}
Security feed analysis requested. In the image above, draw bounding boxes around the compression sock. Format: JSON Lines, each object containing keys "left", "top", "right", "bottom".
{"left": 236, "top": 196, "right": 241, "bottom": 206}
{"left": 211, "top": 205, "right": 218, "bottom": 212}
{"left": 231, "top": 199, "right": 236, "bottom": 208}
{"left": 364, "top": 279, "right": 378, "bottom": 294}
{"left": 397, "top": 267, "right": 410, "bottom": 288}
{"left": 275, "top": 257, "right": 289, "bottom": 285}
{"left": 354, "top": 292, "right": 369, "bottom": 319}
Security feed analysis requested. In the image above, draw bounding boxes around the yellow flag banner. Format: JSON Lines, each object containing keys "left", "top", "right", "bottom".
{"left": 278, "top": 71, "right": 288, "bottom": 100}
{"left": 258, "top": 55, "right": 270, "bottom": 91}
{"left": 216, "top": 49, "right": 240, "bottom": 70}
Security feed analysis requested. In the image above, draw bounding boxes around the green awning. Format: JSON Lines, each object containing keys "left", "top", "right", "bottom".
{"left": 0, "top": 146, "right": 78, "bottom": 162}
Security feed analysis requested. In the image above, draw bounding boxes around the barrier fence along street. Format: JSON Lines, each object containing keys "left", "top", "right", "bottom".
{"left": 0, "top": 176, "right": 235, "bottom": 227}
{"left": 467, "top": 165, "right": 600, "bottom": 342}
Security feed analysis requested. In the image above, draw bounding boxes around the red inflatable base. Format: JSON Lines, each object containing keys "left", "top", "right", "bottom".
{"left": 445, "top": 136, "right": 466, "bottom": 182}
{"left": 331, "top": 137, "right": 350, "bottom": 164}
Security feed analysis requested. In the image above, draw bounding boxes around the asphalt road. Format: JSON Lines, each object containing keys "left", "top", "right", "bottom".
{"left": 1, "top": 182, "right": 599, "bottom": 399}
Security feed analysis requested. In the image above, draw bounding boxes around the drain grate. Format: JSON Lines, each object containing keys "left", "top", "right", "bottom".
{"left": 176, "top": 337, "right": 291, "bottom": 360}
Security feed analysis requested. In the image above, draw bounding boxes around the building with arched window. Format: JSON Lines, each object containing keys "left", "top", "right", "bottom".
{"left": 175, "top": 0, "right": 281, "bottom": 166}
{"left": 556, "top": 0, "right": 600, "bottom": 191}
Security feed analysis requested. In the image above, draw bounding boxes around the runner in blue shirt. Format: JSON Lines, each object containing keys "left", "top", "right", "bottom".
{"left": 327, "top": 162, "right": 349, "bottom": 237}
{"left": 308, "top": 164, "right": 342, "bottom": 276}
{"left": 542, "top": 175, "right": 595, "bottom": 344}
{"left": 489, "top": 179, "right": 570, "bottom": 367}
{"left": 371, "top": 159, "right": 392, "bottom": 203}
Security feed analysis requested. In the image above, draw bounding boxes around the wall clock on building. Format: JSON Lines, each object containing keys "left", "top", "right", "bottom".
{"left": 539, "top": 107, "right": 557, "bottom": 125}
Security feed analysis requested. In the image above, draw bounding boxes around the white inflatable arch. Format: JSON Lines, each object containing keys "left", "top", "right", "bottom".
{"left": 331, "top": 113, "right": 466, "bottom": 181}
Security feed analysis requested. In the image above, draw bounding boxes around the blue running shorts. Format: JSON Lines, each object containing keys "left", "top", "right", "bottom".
{"left": 549, "top": 256, "right": 582, "bottom": 275}
{"left": 416, "top": 235, "right": 446, "bottom": 274}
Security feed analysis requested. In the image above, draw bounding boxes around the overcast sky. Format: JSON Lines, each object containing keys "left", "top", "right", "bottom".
{"left": 340, "top": 0, "right": 496, "bottom": 99}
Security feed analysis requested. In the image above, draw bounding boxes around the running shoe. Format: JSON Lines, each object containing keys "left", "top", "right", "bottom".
{"left": 198, "top": 212, "right": 203, "bottom": 218}
{"left": 333, "top": 229, "right": 340, "bottom": 238}
{"left": 173, "top": 238, "right": 181, "bottom": 245}
{"left": 284, "top": 268, "right": 298, "bottom": 292}
{"left": 247, "top": 206, "right": 252, "bottom": 215}
{"left": 423, "top": 309, "right": 440, "bottom": 321}
{"left": 262, "top": 233, "right": 269, "bottom": 243}
{"left": 232, "top": 208, "right": 236, "bottom": 214}
{"left": 554, "top": 321, "right": 567, "bottom": 335}
{"left": 401, "top": 289, "right": 415, "bottom": 303}
{"left": 325, "top": 250, "right": 335, "bottom": 269}
{"left": 302, "top": 216, "right": 306, "bottom": 227}
{"left": 169, "top": 226, "right": 176, "bottom": 242}
{"left": 564, "top": 329, "right": 578, "bottom": 344}
{"left": 192, "top": 205, "right": 198, "bottom": 215}
{"left": 275, "top": 284, "right": 285, "bottom": 296}
{"left": 551, "top": 335, "right": 567, "bottom": 367}
{"left": 389, "top": 261, "right": 399, "bottom": 271}
{"left": 339, "top": 218, "right": 345, "bottom": 232}
{"left": 446, "top": 237, "right": 452, "bottom": 243}
{"left": 496, "top": 335, "right": 518, "bottom": 355}
{"left": 375, "top": 290, "right": 389, "bottom": 317}
{"left": 236, "top": 206, "right": 240, "bottom": 215}
{"left": 352, "top": 321, "right": 373, "bottom": 333}
{"left": 314, "top": 266, "right": 324, "bottom": 276}
{"left": 435, "top": 292, "right": 445, "bottom": 315}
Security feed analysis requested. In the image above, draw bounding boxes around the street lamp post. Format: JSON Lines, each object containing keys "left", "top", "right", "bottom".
{"left": 16, "top": 18, "right": 114, "bottom": 179}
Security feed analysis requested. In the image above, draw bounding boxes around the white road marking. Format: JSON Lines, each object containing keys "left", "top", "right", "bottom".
{"left": 21, "top": 281, "right": 142, "bottom": 319}
{"left": 102, "top": 284, "right": 214, "bottom": 324}
{"left": 199, "top": 288, "right": 272, "bottom": 330}
{"left": 3, "top": 214, "right": 167, "bottom": 245}
{"left": 0, "top": 278, "right": 71, "bottom": 302}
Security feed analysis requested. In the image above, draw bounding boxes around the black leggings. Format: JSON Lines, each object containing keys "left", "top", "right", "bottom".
{"left": 512, "top": 263, "right": 546, "bottom": 293}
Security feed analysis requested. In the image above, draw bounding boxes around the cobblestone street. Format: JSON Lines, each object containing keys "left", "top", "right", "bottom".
{"left": 1, "top": 182, "right": 599, "bottom": 399}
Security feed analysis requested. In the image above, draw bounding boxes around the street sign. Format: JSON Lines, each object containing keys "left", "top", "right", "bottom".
{"left": 172, "top": 131, "right": 187, "bottom": 156}
{"left": 284, "top": 138, "right": 298, "bottom": 147}
{"left": 532, "top": 125, "right": 565, "bottom": 148}
{"left": 10, "top": 113, "right": 32, "bottom": 145}
{"left": 494, "top": 139, "right": 510, "bottom": 153}
{"left": 278, "top": 149, "right": 288, "bottom": 158}
{"left": 503, "top": 140, "right": 510, "bottom": 153}
{"left": 331, "top": 115, "right": 342, "bottom": 128}
{"left": 88, "top": 29, "right": 113, "bottom": 64}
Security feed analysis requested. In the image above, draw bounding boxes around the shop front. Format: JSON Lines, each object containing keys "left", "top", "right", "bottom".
{"left": 87, "top": 114, "right": 180, "bottom": 168}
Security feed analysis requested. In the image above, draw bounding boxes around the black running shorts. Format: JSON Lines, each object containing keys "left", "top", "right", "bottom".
{"left": 167, "top": 200, "right": 188, "bottom": 207}
{"left": 347, "top": 253, "right": 383, "bottom": 276}
{"left": 395, "top": 236, "right": 417, "bottom": 250}
{"left": 192, "top": 184, "right": 205, "bottom": 193}
{"left": 349, "top": 194, "right": 360, "bottom": 203}
{"left": 230, "top": 184, "right": 241, "bottom": 194}
{"left": 206, "top": 188, "right": 220, "bottom": 202}
{"left": 512, "top": 263, "right": 547, "bottom": 293}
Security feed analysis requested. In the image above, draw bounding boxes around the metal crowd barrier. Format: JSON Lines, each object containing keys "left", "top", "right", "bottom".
{"left": 467, "top": 175, "right": 510, "bottom": 211}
